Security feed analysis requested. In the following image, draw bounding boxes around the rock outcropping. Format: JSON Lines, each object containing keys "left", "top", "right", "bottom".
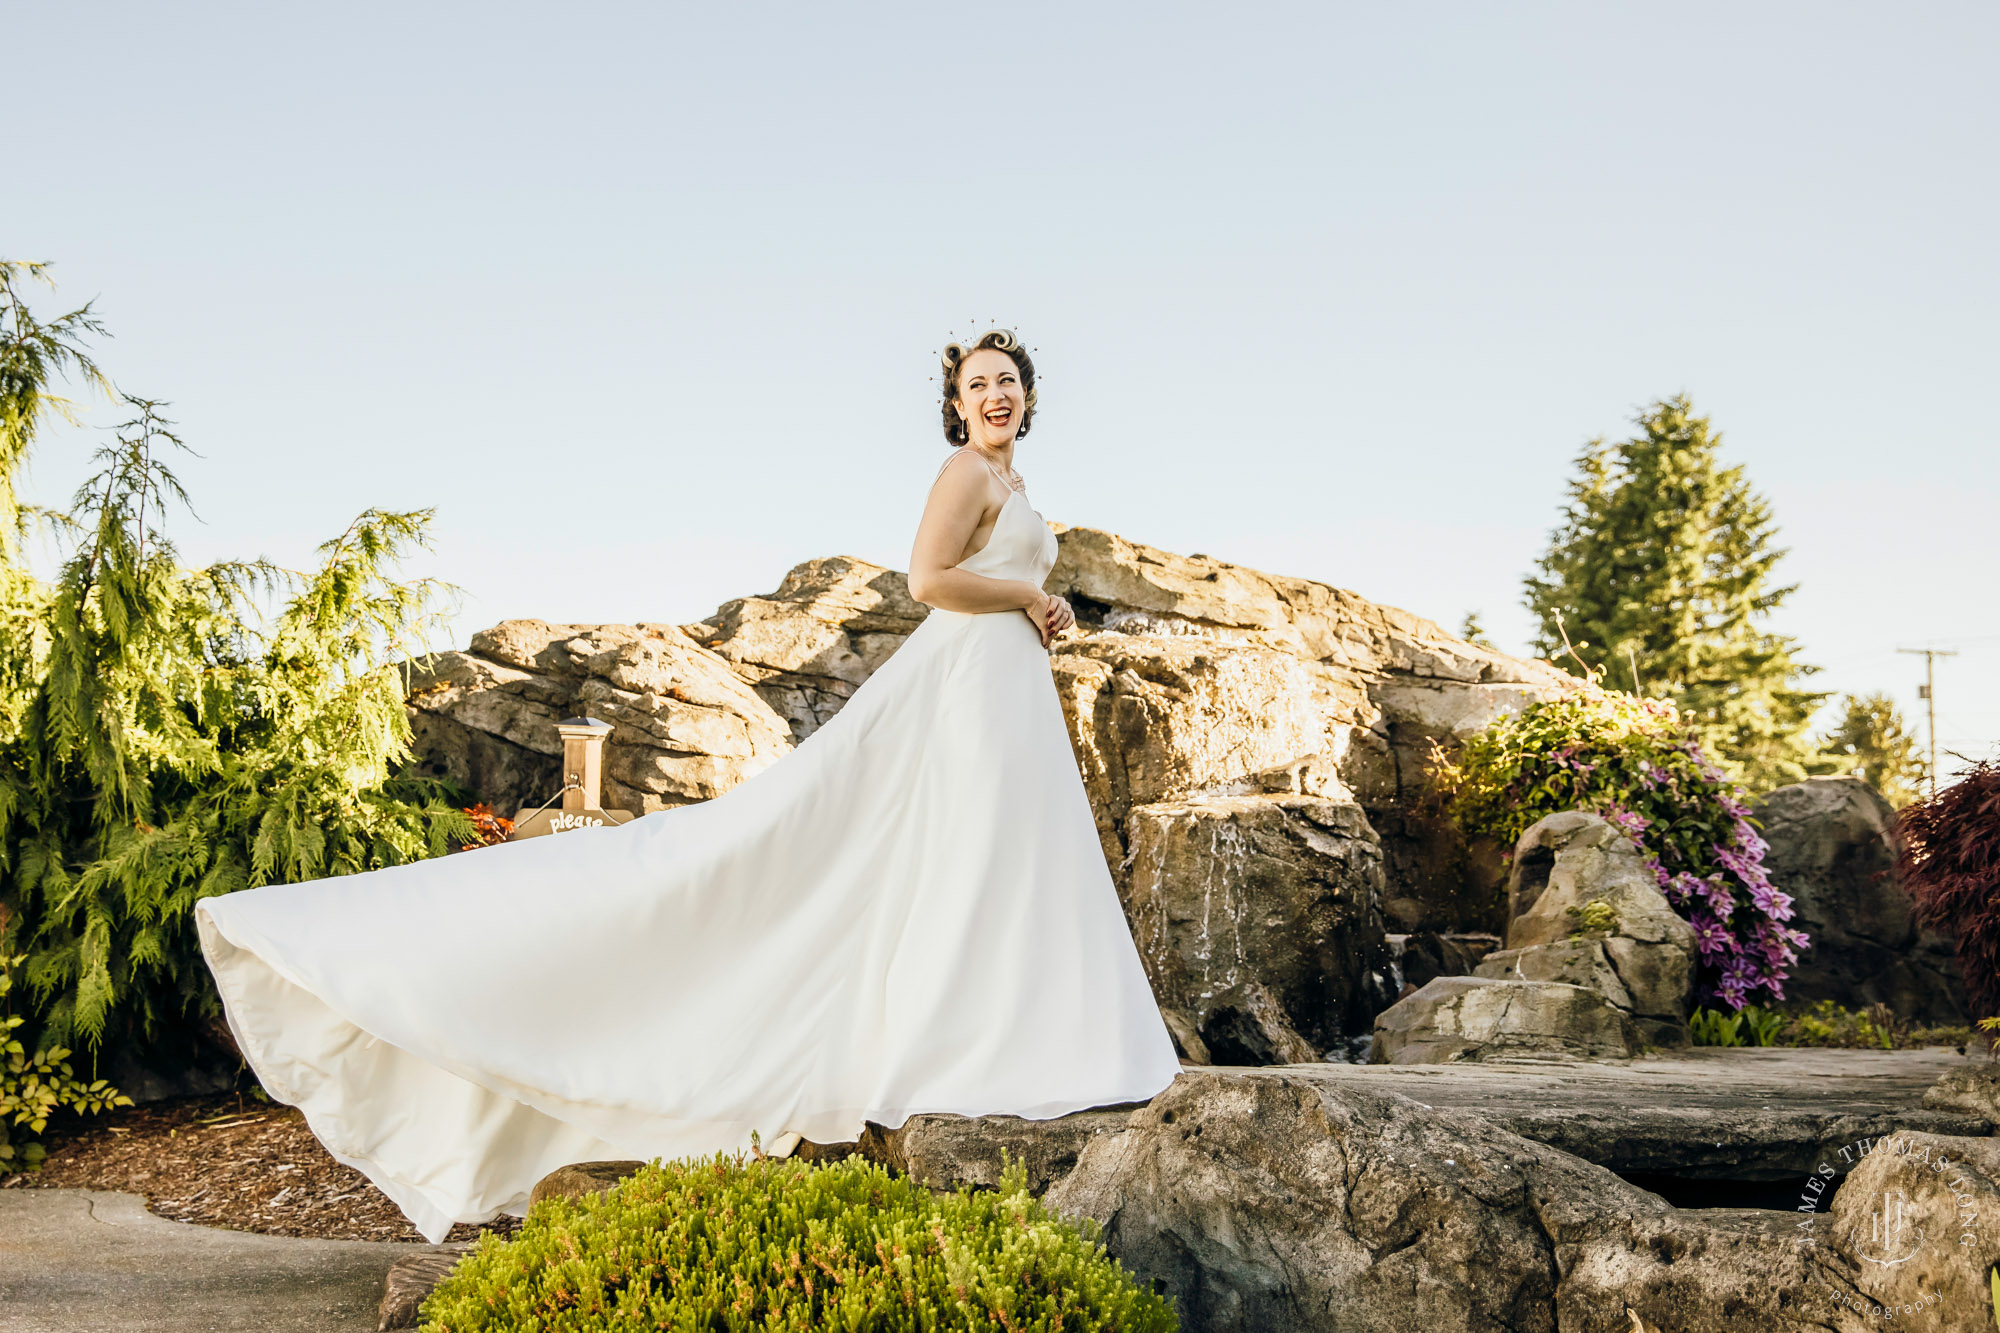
{"left": 1369, "top": 975, "right": 1640, "bottom": 1064}
{"left": 1755, "top": 776, "right": 1964, "bottom": 1025}
{"left": 1478, "top": 811, "right": 1697, "bottom": 1046}
{"left": 1123, "top": 794, "right": 1393, "bottom": 1064}
{"left": 406, "top": 620, "right": 794, "bottom": 816}
{"left": 1369, "top": 812, "right": 1696, "bottom": 1061}
{"left": 1923, "top": 1062, "right": 2000, "bottom": 1119}
{"left": 498, "top": 1052, "right": 1996, "bottom": 1332}
{"left": 1039, "top": 1068, "right": 1976, "bottom": 1332}
{"left": 680, "top": 556, "right": 932, "bottom": 743}
{"left": 406, "top": 526, "right": 1577, "bottom": 1064}
{"left": 1042, "top": 528, "right": 1573, "bottom": 937}
{"left": 403, "top": 532, "right": 1962, "bottom": 1063}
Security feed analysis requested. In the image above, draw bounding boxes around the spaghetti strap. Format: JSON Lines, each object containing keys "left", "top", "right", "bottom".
{"left": 930, "top": 448, "right": 1024, "bottom": 494}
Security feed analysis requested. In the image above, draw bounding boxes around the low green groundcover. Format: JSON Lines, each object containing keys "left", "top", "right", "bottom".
{"left": 418, "top": 1150, "right": 1178, "bottom": 1332}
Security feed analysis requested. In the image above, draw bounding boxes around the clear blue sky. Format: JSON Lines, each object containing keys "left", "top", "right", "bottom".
{"left": 11, "top": 2, "right": 1997, "bottom": 767}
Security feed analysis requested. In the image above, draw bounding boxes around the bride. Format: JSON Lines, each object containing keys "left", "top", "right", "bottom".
{"left": 194, "top": 329, "right": 1183, "bottom": 1243}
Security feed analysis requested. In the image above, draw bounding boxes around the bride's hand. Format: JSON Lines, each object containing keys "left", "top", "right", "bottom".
{"left": 1025, "top": 593, "right": 1075, "bottom": 647}
{"left": 1046, "top": 596, "right": 1075, "bottom": 641}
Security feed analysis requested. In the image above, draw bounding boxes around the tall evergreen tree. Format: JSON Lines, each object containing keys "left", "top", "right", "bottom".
{"left": 1820, "top": 692, "right": 1927, "bottom": 808}
{"left": 1524, "top": 395, "right": 1825, "bottom": 791}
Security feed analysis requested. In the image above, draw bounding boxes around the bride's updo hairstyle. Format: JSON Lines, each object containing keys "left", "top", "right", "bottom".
{"left": 940, "top": 329, "right": 1038, "bottom": 445}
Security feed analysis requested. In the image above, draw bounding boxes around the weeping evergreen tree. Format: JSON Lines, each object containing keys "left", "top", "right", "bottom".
{"left": 1523, "top": 396, "right": 1826, "bottom": 791}
{"left": 0, "top": 262, "right": 471, "bottom": 1072}
{"left": 1, "top": 262, "right": 107, "bottom": 741}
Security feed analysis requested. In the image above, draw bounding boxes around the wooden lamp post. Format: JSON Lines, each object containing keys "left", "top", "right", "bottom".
{"left": 509, "top": 715, "right": 637, "bottom": 839}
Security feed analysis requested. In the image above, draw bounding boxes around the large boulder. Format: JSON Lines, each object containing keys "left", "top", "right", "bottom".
{"left": 1049, "top": 636, "right": 1365, "bottom": 870}
{"left": 873, "top": 1050, "right": 1995, "bottom": 1201}
{"left": 1122, "top": 794, "right": 1392, "bottom": 1064}
{"left": 1370, "top": 976, "right": 1639, "bottom": 1064}
{"left": 1046, "top": 527, "right": 1575, "bottom": 936}
{"left": 1488, "top": 811, "right": 1697, "bottom": 1045}
{"left": 1816, "top": 1129, "right": 2000, "bottom": 1321}
{"left": 1315, "top": 1047, "right": 1993, "bottom": 1181}
{"left": 679, "top": 556, "right": 930, "bottom": 743}
{"left": 1474, "top": 938, "right": 1634, "bottom": 1008}
{"left": 798, "top": 1061, "right": 2000, "bottom": 1331}
{"left": 1754, "top": 777, "right": 1965, "bottom": 1025}
{"left": 1921, "top": 1061, "right": 2000, "bottom": 1118}
{"left": 1042, "top": 1069, "right": 1898, "bottom": 1333}
{"left": 406, "top": 621, "right": 795, "bottom": 815}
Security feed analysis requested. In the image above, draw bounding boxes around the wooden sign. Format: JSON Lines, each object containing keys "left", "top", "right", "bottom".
{"left": 507, "top": 715, "right": 637, "bottom": 840}
{"left": 510, "top": 806, "right": 637, "bottom": 838}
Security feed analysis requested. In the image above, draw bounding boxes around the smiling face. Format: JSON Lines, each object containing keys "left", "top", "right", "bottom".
{"left": 952, "top": 348, "right": 1027, "bottom": 449}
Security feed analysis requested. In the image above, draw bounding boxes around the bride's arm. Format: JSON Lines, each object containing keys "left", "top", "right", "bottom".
{"left": 907, "top": 455, "right": 1048, "bottom": 618}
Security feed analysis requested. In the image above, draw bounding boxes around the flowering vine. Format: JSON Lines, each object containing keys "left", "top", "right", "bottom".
{"left": 1433, "top": 684, "right": 1809, "bottom": 1009}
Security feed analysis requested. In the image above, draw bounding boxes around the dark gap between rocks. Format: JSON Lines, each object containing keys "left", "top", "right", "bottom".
{"left": 1614, "top": 1169, "right": 1842, "bottom": 1212}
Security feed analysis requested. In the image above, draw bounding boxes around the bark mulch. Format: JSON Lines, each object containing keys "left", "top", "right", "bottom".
{"left": 1, "top": 1092, "right": 521, "bottom": 1244}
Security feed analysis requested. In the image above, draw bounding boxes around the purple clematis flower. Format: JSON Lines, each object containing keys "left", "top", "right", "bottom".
{"left": 1748, "top": 882, "right": 1794, "bottom": 921}
{"left": 1688, "top": 912, "right": 1735, "bottom": 957}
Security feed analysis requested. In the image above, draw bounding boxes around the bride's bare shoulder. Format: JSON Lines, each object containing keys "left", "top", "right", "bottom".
{"left": 930, "top": 448, "right": 984, "bottom": 482}
{"left": 927, "top": 448, "right": 997, "bottom": 497}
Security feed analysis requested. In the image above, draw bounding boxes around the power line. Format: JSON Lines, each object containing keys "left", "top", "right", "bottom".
{"left": 1897, "top": 647, "right": 1960, "bottom": 799}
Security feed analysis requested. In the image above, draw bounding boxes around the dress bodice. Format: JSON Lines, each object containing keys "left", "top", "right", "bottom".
{"left": 954, "top": 489, "right": 1059, "bottom": 586}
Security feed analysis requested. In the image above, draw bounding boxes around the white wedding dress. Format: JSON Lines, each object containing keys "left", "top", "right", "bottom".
{"left": 194, "top": 454, "right": 1181, "bottom": 1243}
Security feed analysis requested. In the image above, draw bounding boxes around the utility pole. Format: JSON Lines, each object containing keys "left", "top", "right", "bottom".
{"left": 1897, "top": 647, "right": 1959, "bottom": 799}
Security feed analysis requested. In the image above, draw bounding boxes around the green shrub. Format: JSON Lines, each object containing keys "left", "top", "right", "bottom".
{"left": 1692, "top": 1003, "right": 1785, "bottom": 1048}
{"left": 1689, "top": 1007, "right": 1745, "bottom": 1047}
{"left": 1433, "top": 684, "right": 1805, "bottom": 1009}
{"left": 1, "top": 949, "right": 129, "bottom": 1170}
{"left": 1691, "top": 1000, "right": 1965, "bottom": 1051}
{"left": 1783, "top": 1000, "right": 1893, "bottom": 1050}
{"left": 418, "top": 1150, "right": 1178, "bottom": 1333}
{"left": 1741, "top": 1005, "right": 1786, "bottom": 1048}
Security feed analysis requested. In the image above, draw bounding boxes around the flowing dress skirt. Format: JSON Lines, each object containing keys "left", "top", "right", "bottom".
{"left": 196, "top": 581, "right": 1181, "bottom": 1242}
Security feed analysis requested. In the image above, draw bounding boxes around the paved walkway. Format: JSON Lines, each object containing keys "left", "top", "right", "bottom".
{"left": 0, "top": 1189, "right": 445, "bottom": 1333}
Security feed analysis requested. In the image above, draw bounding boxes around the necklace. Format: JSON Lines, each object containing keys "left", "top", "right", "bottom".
{"left": 970, "top": 446, "right": 1026, "bottom": 494}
